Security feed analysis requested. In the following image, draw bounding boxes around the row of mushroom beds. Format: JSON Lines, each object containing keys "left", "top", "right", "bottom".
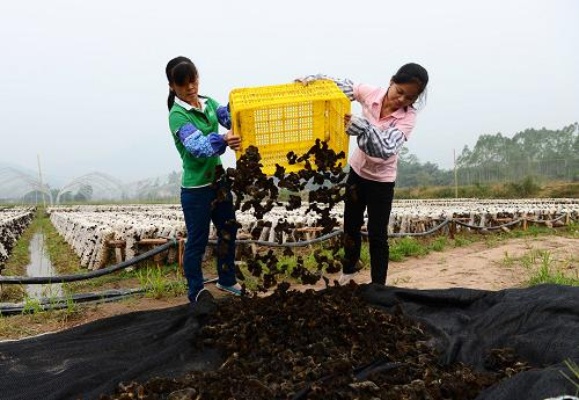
{"left": 1, "top": 199, "right": 578, "bottom": 271}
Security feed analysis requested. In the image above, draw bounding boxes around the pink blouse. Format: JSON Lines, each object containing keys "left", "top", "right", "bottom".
{"left": 349, "top": 83, "right": 417, "bottom": 182}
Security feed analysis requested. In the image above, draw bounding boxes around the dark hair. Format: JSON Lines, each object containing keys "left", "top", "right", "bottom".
{"left": 165, "top": 56, "right": 198, "bottom": 110}
{"left": 391, "top": 63, "right": 429, "bottom": 107}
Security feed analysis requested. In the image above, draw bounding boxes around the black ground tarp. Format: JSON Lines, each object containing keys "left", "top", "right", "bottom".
{"left": 363, "top": 284, "right": 579, "bottom": 399}
{"left": 0, "top": 283, "right": 577, "bottom": 400}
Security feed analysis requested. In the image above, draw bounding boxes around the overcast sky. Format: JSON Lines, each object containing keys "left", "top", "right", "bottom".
{"left": 1, "top": 0, "right": 577, "bottom": 187}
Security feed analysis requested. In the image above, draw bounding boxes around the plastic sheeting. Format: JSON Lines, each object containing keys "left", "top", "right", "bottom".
{"left": 0, "top": 283, "right": 577, "bottom": 400}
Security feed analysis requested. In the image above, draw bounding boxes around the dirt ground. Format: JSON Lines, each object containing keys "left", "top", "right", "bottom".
{"left": 291, "top": 234, "right": 578, "bottom": 291}
{"left": 1, "top": 235, "right": 577, "bottom": 341}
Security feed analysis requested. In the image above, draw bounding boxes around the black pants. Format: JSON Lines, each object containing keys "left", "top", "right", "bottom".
{"left": 342, "top": 169, "right": 395, "bottom": 285}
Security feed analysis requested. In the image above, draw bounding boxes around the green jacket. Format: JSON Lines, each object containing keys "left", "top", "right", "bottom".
{"left": 169, "top": 97, "right": 223, "bottom": 187}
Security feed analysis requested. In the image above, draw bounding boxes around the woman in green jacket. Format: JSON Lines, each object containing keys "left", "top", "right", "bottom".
{"left": 165, "top": 56, "right": 242, "bottom": 308}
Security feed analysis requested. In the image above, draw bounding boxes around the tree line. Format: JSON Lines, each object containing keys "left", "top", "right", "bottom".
{"left": 397, "top": 123, "right": 579, "bottom": 188}
{"left": 16, "top": 123, "right": 577, "bottom": 203}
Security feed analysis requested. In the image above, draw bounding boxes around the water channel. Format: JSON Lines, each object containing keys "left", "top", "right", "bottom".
{"left": 26, "top": 232, "right": 63, "bottom": 299}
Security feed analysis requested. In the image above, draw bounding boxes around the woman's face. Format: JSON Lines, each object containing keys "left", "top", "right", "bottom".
{"left": 386, "top": 81, "right": 421, "bottom": 110}
{"left": 171, "top": 77, "right": 199, "bottom": 106}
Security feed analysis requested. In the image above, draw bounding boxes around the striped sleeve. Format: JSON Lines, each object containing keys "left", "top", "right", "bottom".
{"left": 346, "top": 116, "right": 406, "bottom": 160}
{"left": 298, "top": 74, "right": 355, "bottom": 101}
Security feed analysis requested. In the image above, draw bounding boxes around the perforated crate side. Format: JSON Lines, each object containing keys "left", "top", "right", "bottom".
{"left": 230, "top": 82, "right": 351, "bottom": 175}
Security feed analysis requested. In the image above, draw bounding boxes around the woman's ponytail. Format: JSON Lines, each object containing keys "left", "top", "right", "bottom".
{"left": 167, "top": 91, "right": 176, "bottom": 111}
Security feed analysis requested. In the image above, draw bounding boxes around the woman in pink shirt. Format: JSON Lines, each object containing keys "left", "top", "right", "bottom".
{"left": 300, "top": 63, "right": 429, "bottom": 285}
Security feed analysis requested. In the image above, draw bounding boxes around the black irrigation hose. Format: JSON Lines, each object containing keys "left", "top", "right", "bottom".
{"left": 0, "top": 278, "right": 218, "bottom": 316}
{"left": 388, "top": 219, "right": 451, "bottom": 237}
{"left": 454, "top": 213, "right": 570, "bottom": 231}
{"left": 209, "top": 229, "right": 343, "bottom": 247}
{"left": 221, "top": 211, "right": 568, "bottom": 244}
{"left": 526, "top": 213, "right": 568, "bottom": 224}
{"left": 0, "top": 288, "right": 148, "bottom": 316}
{"left": 0, "top": 238, "right": 177, "bottom": 285}
{"left": 454, "top": 218, "right": 523, "bottom": 230}
{"left": 209, "top": 218, "right": 450, "bottom": 245}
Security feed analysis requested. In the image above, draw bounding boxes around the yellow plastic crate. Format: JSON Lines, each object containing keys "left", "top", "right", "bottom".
{"left": 229, "top": 81, "right": 351, "bottom": 175}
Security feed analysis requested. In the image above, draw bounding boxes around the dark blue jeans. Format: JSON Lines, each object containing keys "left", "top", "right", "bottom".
{"left": 342, "top": 169, "right": 395, "bottom": 285}
{"left": 181, "top": 182, "right": 238, "bottom": 302}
